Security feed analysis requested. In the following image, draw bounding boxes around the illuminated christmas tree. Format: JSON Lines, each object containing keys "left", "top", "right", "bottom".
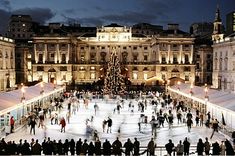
{"left": 103, "top": 48, "right": 126, "bottom": 96}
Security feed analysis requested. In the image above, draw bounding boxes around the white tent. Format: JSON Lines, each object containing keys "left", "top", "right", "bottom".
{"left": 168, "top": 83, "right": 235, "bottom": 129}
{"left": 0, "top": 83, "right": 64, "bottom": 115}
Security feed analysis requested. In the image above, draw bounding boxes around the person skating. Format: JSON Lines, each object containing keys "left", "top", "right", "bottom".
{"left": 10, "top": 116, "right": 15, "bottom": 133}
{"left": 29, "top": 118, "right": 36, "bottom": 135}
{"left": 107, "top": 117, "right": 112, "bottom": 133}
{"left": 59, "top": 117, "right": 66, "bottom": 133}
{"left": 210, "top": 118, "right": 219, "bottom": 139}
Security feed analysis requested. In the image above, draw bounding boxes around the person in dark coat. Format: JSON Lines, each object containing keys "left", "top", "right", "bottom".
{"left": 103, "top": 139, "right": 111, "bottom": 155}
{"left": 70, "top": 139, "right": 75, "bottom": 155}
{"left": 57, "top": 139, "right": 63, "bottom": 155}
{"left": 21, "top": 140, "right": 31, "bottom": 155}
{"left": 107, "top": 117, "right": 113, "bottom": 133}
{"left": 112, "top": 137, "right": 122, "bottom": 155}
{"left": 212, "top": 141, "right": 220, "bottom": 155}
{"left": 88, "top": 141, "right": 95, "bottom": 155}
{"left": 224, "top": 139, "right": 235, "bottom": 155}
{"left": 94, "top": 137, "right": 101, "bottom": 155}
{"left": 133, "top": 137, "right": 140, "bottom": 155}
{"left": 187, "top": 118, "right": 193, "bottom": 132}
{"left": 31, "top": 139, "right": 42, "bottom": 155}
{"left": 124, "top": 138, "right": 133, "bottom": 155}
{"left": 41, "top": 139, "right": 47, "bottom": 155}
{"left": 147, "top": 138, "right": 156, "bottom": 156}
{"left": 81, "top": 139, "right": 89, "bottom": 155}
{"left": 17, "top": 139, "right": 23, "bottom": 155}
{"left": 165, "top": 139, "right": 175, "bottom": 156}
{"left": 63, "top": 139, "right": 69, "bottom": 155}
{"left": 183, "top": 137, "right": 190, "bottom": 155}
{"left": 76, "top": 138, "right": 83, "bottom": 155}
{"left": 30, "top": 118, "right": 36, "bottom": 135}
{"left": 196, "top": 138, "right": 204, "bottom": 155}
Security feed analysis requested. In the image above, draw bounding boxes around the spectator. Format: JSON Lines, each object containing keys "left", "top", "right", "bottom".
{"left": 124, "top": 138, "right": 133, "bottom": 155}
{"left": 103, "top": 139, "right": 111, "bottom": 155}
{"left": 176, "top": 140, "right": 184, "bottom": 156}
{"left": 31, "top": 139, "right": 41, "bottom": 155}
{"left": 76, "top": 138, "right": 82, "bottom": 155}
{"left": 196, "top": 138, "right": 204, "bottom": 155}
{"left": 29, "top": 118, "right": 36, "bottom": 135}
{"left": 165, "top": 139, "right": 175, "bottom": 156}
{"left": 183, "top": 137, "right": 190, "bottom": 155}
{"left": 112, "top": 137, "right": 122, "bottom": 155}
{"left": 94, "top": 137, "right": 101, "bottom": 155}
{"left": 133, "top": 138, "right": 140, "bottom": 155}
{"left": 204, "top": 137, "right": 211, "bottom": 155}
{"left": 224, "top": 139, "right": 235, "bottom": 155}
{"left": 147, "top": 138, "right": 156, "bottom": 156}
{"left": 212, "top": 141, "right": 220, "bottom": 155}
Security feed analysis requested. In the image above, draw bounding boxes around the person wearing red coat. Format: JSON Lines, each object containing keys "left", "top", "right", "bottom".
{"left": 60, "top": 117, "right": 66, "bottom": 132}
{"left": 10, "top": 116, "right": 15, "bottom": 133}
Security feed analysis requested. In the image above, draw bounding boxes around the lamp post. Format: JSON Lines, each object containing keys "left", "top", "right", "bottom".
{"left": 40, "top": 81, "right": 44, "bottom": 94}
{"left": 177, "top": 81, "right": 181, "bottom": 91}
{"left": 21, "top": 84, "right": 25, "bottom": 116}
{"left": 204, "top": 84, "right": 209, "bottom": 101}
{"left": 190, "top": 83, "right": 193, "bottom": 96}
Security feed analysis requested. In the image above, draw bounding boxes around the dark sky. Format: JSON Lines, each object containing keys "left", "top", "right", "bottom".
{"left": 0, "top": 0, "right": 234, "bottom": 34}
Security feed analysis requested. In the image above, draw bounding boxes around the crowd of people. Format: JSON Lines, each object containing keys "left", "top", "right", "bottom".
{"left": 5, "top": 90, "right": 235, "bottom": 155}
{"left": 0, "top": 136, "right": 234, "bottom": 155}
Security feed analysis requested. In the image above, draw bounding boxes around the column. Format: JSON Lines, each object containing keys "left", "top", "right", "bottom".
{"left": 56, "top": 43, "right": 60, "bottom": 63}
{"left": 167, "top": 44, "right": 171, "bottom": 64}
{"left": 34, "top": 44, "right": 38, "bottom": 63}
{"left": 179, "top": 45, "right": 183, "bottom": 64}
{"left": 156, "top": 44, "right": 160, "bottom": 63}
{"left": 67, "top": 43, "right": 70, "bottom": 63}
{"left": 2, "top": 48, "right": 6, "bottom": 69}
{"left": 190, "top": 45, "right": 193, "bottom": 64}
{"left": 44, "top": 44, "right": 47, "bottom": 63}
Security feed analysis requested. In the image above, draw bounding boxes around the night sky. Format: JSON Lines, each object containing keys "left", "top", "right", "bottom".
{"left": 0, "top": 0, "right": 234, "bottom": 34}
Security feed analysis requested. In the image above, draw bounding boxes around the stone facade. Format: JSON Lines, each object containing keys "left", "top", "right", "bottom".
{"left": 31, "top": 24, "right": 195, "bottom": 86}
{"left": 0, "top": 37, "right": 15, "bottom": 91}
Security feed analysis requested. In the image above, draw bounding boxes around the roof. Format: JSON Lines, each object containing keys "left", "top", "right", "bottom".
{"left": 169, "top": 83, "right": 235, "bottom": 112}
{"left": 0, "top": 83, "right": 64, "bottom": 114}
{"left": 104, "top": 23, "right": 123, "bottom": 27}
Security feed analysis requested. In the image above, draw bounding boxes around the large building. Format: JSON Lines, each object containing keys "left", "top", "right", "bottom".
{"left": 0, "top": 37, "right": 16, "bottom": 91}
{"left": 226, "top": 11, "right": 235, "bottom": 36}
{"left": 30, "top": 23, "right": 195, "bottom": 87}
{"left": 212, "top": 7, "right": 235, "bottom": 92}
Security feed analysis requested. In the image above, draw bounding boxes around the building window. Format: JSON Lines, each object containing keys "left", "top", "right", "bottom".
{"left": 38, "top": 54, "right": 43, "bottom": 62}
{"left": 133, "top": 73, "right": 138, "bottom": 80}
{"left": 81, "top": 47, "right": 84, "bottom": 50}
{"left": 62, "top": 54, "right": 66, "bottom": 63}
{"left": 185, "top": 54, "right": 189, "bottom": 64}
{"left": 173, "top": 53, "right": 178, "bottom": 64}
{"left": 144, "top": 73, "right": 148, "bottom": 80}
{"left": 123, "top": 47, "right": 127, "bottom": 49}
{"left": 162, "top": 74, "right": 165, "bottom": 80}
{"left": 91, "top": 66, "right": 95, "bottom": 70}
{"left": 144, "top": 55, "right": 148, "bottom": 61}
{"left": 91, "top": 73, "right": 95, "bottom": 79}
{"left": 60, "top": 66, "right": 67, "bottom": 71}
{"left": 161, "top": 67, "right": 167, "bottom": 71}
{"left": 144, "top": 47, "right": 148, "bottom": 50}
{"left": 185, "top": 75, "right": 189, "bottom": 81}
{"left": 37, "top": 66, "right": 44, "bottom": 71}
{"left": 133, "top": 46, "right": 137, "bottom": 50}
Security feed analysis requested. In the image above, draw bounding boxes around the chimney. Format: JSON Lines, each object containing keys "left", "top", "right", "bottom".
{"left": 168, "top": 24, "right": 179, "bottom": 34}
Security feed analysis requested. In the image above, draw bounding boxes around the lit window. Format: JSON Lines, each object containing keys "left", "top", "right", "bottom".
{"left": 91, "top": 73, "right": 95, "bottom": 79}
{"left": 27, "top": 62, "right": 31, "bottom": 70}
{"left": 91, "top": 67, "right": 95, "bottom": 70}
{"left": 80, "top": 67, "right": 84, "bottom": 70}
{"left": 22, "top": 23, "right": 25, "bottom": 27}
{"left": 144, "top": 73, "right": 148, "bottom": 80}
{"left": 133, "top": 73, "right": 138, "bottom": 80}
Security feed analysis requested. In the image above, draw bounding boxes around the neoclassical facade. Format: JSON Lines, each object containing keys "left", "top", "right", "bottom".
{"left": 212, "top": 36, "right": 235, "bottom": 91}
{"left": 0, "top": 37, "right": 15, "bottom": 91}
{"left": 30, "top": 24, "right": 195, "bottom": 86}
